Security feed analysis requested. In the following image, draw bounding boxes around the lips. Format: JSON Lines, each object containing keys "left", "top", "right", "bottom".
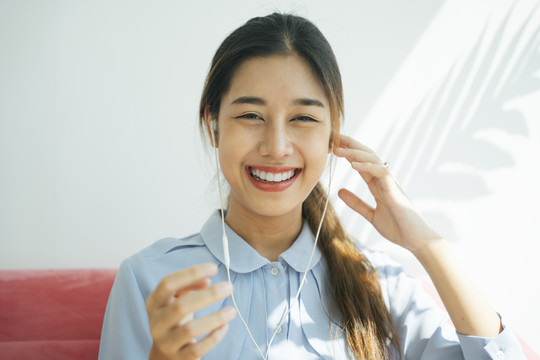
{"left": 246, "top": 166, "right": 301, "bottom": 192}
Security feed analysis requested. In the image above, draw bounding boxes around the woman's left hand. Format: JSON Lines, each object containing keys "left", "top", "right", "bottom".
{"left": 334, "top": 134, "right": 441, "bottom": 253}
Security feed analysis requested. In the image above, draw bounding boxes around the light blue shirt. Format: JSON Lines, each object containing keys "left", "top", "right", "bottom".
{"left": 99, "top": 211, "right": 525, "bottom": 359}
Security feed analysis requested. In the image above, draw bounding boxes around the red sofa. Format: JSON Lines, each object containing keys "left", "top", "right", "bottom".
{"left": 1, "top": 269, "right": 538, "bottom": 359}
{"left": 0, "top": 269, "right": 116, "bottom": 360}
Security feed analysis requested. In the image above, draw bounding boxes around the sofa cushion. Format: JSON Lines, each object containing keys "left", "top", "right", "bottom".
{"left": 0, "top": 340, "right": 99, "bottom": 360}
{"left": 0, "top": 269, "right": 116, "bottom": 359}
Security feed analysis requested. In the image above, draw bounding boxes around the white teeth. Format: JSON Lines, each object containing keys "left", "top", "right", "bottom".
{"left": 250, "top": 168, "right": 296, "bottom": 183}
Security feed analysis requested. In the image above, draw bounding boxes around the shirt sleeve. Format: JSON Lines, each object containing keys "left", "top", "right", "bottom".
{"left": 457, "top": 317, "right": 527, "bottom": 360}
{"left": 98, "top": 258, "right": 153, "bottom": 360}
{"left": 378, "top": 253, "right": 526, "bottom": 360}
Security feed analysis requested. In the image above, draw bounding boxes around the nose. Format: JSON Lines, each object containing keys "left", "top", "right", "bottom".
{"left": 258, "top": 122, "right": 293, "bottom": 159}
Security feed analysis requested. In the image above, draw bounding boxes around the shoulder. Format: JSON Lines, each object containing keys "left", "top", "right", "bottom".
{"left": 353, "top": 243, "right": 429, "bottom": 309}
{"left": 353, "top": 243, "right": 402, "bottom": 279}
{"left": 116, "top": 232, "right": 218, "bottom": 298}
{"left": 354, "top": 243, "right": 448, "bottom": 331}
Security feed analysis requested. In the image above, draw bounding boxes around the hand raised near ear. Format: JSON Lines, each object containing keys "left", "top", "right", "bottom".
{"left": 335, "top": 134, "right": 441, "bottom": 252}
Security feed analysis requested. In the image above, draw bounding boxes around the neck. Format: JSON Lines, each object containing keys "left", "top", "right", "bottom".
{"left": 225, "top": 203, "right": 303, "bottom": 262}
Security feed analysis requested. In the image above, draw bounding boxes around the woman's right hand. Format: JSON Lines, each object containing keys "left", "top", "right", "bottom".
{"left": 146, "top": 263, "right": 236, "bottom": 360}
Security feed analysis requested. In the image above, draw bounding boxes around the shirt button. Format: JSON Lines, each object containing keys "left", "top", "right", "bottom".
{"left": 270, "top": 267, "right": 279, "bottom": 275}
{"left": 274, "top": 325, "right": 282, "bottom": 333}
{"left": 497, "top": 350, "right": 504, "bottom": 358}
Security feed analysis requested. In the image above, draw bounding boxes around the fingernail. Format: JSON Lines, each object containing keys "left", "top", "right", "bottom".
{"left": 217, "top": 282, "right": 233, "bottom": 294}
{"left": 222, "top": 306, "right": 236, "bottom": 319}
{"left": 204, "top": 263, "right": 218, "bottom": 273}
{"left": 216, "top": 323, "right": 229, "bottom": 335}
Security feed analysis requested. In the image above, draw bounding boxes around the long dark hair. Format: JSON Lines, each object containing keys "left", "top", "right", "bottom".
{"left": 198, "top": 13, "right": 401, "bottom": 359}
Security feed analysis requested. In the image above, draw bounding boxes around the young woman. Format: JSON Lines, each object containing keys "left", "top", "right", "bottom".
{"left": 99, "top": 13, "right": 525, "bottom": 360}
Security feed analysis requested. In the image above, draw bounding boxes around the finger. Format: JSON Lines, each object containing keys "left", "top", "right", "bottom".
{"left": 351, "top": 162, "right": 396, "bottom": 194}
{"left": 175, "top": 278, "right": 211, "bottom": 299}
{"left": 161, "top": 307, "right": 236, "bottom": 352}
{"left": 149, "top": 279, "right": 210, "bottom": 333}
{"left": 351, "top": 161, "right": 389, "bottom": 178}
{"left": 352, "top": 162, "right": 411, "bottom": 208}
{"left": 178, "top": 323, "right": 230, "bottom": 359}
{"left": 334, "top": 147, "right": 381, "bottom": 165}
{"left": 146, "top": 263, "right": 218, "bottom": 310}
{"left": 337, "top": 134, "right": 375, "bottom": 153}
{"left": 151, "top": 282, "right": 234, "bottom": 334}
{"left": 338, "top": 188, "right": 374, "bottom": 222}
{"left": 149, "top": 279, "right": 209, "bottom": 336}
{"left": 174, "top": 281, "right": 233, "bottom": 318}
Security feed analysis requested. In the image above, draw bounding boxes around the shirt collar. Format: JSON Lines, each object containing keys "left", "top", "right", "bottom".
{"left": 200, "top": 210, "right": 322, "bottom": 274}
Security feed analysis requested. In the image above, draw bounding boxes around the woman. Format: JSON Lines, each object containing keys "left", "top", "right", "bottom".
{"left": 99, "top": 13, "right": 525, "bottom": 359}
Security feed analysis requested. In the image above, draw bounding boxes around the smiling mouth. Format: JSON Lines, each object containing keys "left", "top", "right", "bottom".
{"left": 248, "top": 167, "right": 301, "bottom": 183}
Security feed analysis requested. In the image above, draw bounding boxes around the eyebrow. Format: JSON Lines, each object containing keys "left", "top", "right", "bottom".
{"left": 292, "top": 98, "right": 325, "bottom": 107}
{"left": 231, "top": 96, "right": 266, "bottom": 105}
{"left": 231, "top": 96, "right": 325, "bottom": 108}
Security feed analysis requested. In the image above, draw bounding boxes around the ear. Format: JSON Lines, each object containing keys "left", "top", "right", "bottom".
{"left": 203, "top": 105, "right": 218, "bottom": 147}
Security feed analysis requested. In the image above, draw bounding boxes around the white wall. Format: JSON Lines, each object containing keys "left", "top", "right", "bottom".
{"left": 1, "top": 0, "right": 539, "bottom": 354}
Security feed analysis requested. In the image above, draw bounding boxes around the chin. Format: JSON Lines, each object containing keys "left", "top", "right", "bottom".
{"left": 240, "top": 197, "right": 304, "bottom": 219}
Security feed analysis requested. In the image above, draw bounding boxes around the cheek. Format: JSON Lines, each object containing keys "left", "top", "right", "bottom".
{"left": 219, "top": 122, "right": 259, "bottom": 148}
{"left": 218, "top": 141, "right": 242, "bottom": 170}
{"left": 302, "top": 134, "right": 331, "bottom": 174}
{"left": 309, "top": 150, "right": 329, "bottom": 174}
{"left": 217, "top": 129, "right": 253, "bottom": 177}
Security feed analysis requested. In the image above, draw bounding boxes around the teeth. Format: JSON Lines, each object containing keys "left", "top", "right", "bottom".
{"left": 250, "top": 168, "right": 296, "bottom": 183}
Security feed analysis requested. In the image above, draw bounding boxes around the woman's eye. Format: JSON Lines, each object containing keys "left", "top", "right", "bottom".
{"left": 238, "top": 113, "right": 263, "bottom": 120}
{"left": 293, "top": 116, "right": 317, "bottom": 122}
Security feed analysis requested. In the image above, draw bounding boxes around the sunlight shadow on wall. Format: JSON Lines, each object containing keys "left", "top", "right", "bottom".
{"left": 338, "top": 2, "right": 540, "bottom": 245}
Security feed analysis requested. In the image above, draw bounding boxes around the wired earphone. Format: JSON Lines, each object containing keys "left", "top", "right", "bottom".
{"left": 209, "top": 118, "right": 336, "bottom": 360}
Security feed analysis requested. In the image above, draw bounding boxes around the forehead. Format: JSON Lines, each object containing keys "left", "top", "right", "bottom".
{"left": 222, "top": 55, "right": 328, "bottom": 105}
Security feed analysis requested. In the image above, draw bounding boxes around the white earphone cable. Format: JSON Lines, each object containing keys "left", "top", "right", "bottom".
{"left": 264, "top": 153, "right": 335, "bottom": 357}
{"left": 212, "top": 124, "right": 265, "bottom": 359}
{"left": 211, "top": 121, "right": 336, "bottom": 359}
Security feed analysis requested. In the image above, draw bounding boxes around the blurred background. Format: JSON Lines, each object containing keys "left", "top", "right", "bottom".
{"left": 1, "top": 0, "right": 539, "bottom": 353}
